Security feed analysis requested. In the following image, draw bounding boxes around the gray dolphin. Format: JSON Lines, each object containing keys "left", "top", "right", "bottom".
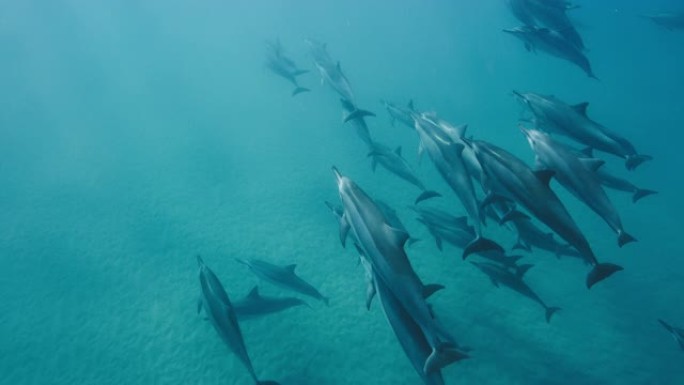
{"left": 521, "top": 127, "right": 636, "bottom": 247}
{"left": 383, "top": 99, "right": 417, "bottom": 129}
{"left": 514, "top": 91, "right": 652, "bottom": 170}
{"left": 305, "top": 39, "right": 357, "bottom": 104}
{"left": 527, "top": 0, "right": 585, "bottom": 50}
{"left": 504, "top": 25, "right": 596, "bottom": 79}
{"left": 595, "top": 167, "right": 657, "bottom": 203}
{"left": 508, "top": 215, "right": 584, "bottom": 261}
{"left": 332, "top": 167, "right": 466, "bottom": 373}
{"left": 658, "top": 319, "right": 684, "bottom": 351}
{"left": 196, "top": 256, "right": 280, "bottom": 385}
{"left": 413, "top": 114, "right": 503, "bottom": 258}
{"left": 368, "top": 141, "right": 441, "bottom": 203}
{"left": 265, "top": 40, "right": 309, "bottom": 96}
{"left": 236, "top": 259, "right": 329, "bottom": 306}
{"left": 232, "top": 286, "right": 308, "bottom": 320}
{"left": 642, "top": 12, "right": 684, "bottom": 30}
{"left": 470, "top": 261, "right": 560, "bottom": 323}
{"left": 471, "top": 140, "right": 623, "bottom": 288}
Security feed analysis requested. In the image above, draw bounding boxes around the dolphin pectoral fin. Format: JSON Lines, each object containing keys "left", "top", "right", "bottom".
{"left": 343, "top": 108, "right": 376, "bottom": 123}
{"left": 462, "top": 236, "right": 504, "bottom": 260}
{"left": 423, "top": 284, "right": 445, "bottom": 299}
{"left": 246, "top": 286, "right": 261, "bottom": 299}
{"left": 533, "top": 169, "right": 555, "bottom": 186}
{"left": 339, "top": 213, "right": 351, "bottom": 247}
{"left": 586, "top": 263, "right": 623, "bottom": 289}
{"left": 507, "top": 255, "right": 524, "bottom": 266}
{"left": 489, "top": 277, "right": 500, "bottom": 288}
{"left": 545, "top": 307, "right": 561, "bottom": 323}
{"left": 415, "top": 190, "right": 441, "bottom": 204}
{"left": 435, "top": 236, "right": 443, "bottom": 251}
{"left": 579, "top": 158, "right": 606, "bottom": 171}
{"left": 291, "top": 87, "right": 310, "bottom": 96}
{"left": 197, "top": 297, "right": 203, "bottom": 315}
{"left": 658, "top": 319, "right": 674, "bottom": 333}
{"left": 384, "top": 224, "right": 410, "bottom": 248}
{"left": 516, "top": 264, "right": 534, "bottom": 278}
{"left": 632, "top": 188, "right": 657, "bottom": 203}
{"left": 499, "top": 209, "right": 530, "bottom": 225}
{"left": 284, "top": 264, "right": 297, "bottom": 273}
{"left": 617, "top": 231, "right": 637, "bottom": 248}
{"left": 424, "top": 343, "right": 469, "bottom": 373}
{"left": 625, "top": 154, "right": 653, "bottom": 171}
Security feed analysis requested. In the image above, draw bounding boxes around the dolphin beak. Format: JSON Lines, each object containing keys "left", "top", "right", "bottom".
{"left": 332, "top": 166, "right": 343, "bottom": 183}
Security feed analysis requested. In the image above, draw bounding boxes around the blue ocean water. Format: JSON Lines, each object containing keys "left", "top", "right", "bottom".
{"left": 1, "top": 0, "right": 683, "bottom": 384}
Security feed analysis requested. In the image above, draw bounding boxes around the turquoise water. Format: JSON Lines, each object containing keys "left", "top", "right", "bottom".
{"left": 1, "top": 1, "right": 683, "bottom": 384}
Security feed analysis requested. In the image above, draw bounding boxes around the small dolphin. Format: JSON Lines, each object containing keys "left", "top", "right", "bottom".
{"left": 236, "top": 259, "right": 329, "bottom": 305}
{"left": 306, "top": 39, "right": 357, "bottom": 103}
{"left": 507, "top": 215, "right": 584, "bottom": 261}
{"left": 521, "top": 127, "right": 637, "bottom": 247}
{"left": 471, "top": 140, "right": 623, "bottom": 288}
{"left": 514, "top": 91, "right": 652, "bottom": 170}
{"left": 265, "top": 40, "right": 309, "bottom": 96}
{"left": 196, "top": 256, "right": 280, "bottom": 385}
{"left": 642, "top": 12, "right": 684, "bottom": 30}
{"left": 526, "top": 0, "right": 585, "bottom": 50}
{"left": 232, "top": 286, "right": 308, "bottom": 320}
{"left": 658, "top": 319, "right": 684, "bottom": 351}
{"left": 383, "top": 99, "right": 417, "bottom": 129}
{"left": 368, "top": 142, "right": 441, "bottom": 203}
{"left": 413, "top": 114, "right": 503, "bottom": 258}
{"left": 594, "top": 167, "right": 657, "bottom": 203}
{"left": 471, "top": 261, "right": 560, "bottom": 323}
{"left": 504, "top": 26, "right": 596, "bottom": 79}
{"left": 333, "top": 167, "right": 465, "bottom": 373}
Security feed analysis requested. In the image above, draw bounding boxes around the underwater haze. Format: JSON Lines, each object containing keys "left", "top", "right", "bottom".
{"left": 1, "top": 0, "right": 683, "bottom": 384}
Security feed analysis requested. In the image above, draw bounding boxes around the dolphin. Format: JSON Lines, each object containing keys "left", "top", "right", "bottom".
{"left": 526, "top": 0, "right": 585, "bottom": 50}
{"left": 305, "top": 39, "right": 357, "bottom": 104}
{"left": 508, "top": 215, "right": 584, "bottom": 261}
{"left": 521, "top": 127, "right": 637, "bottom": 247}
{"left": 383, "top": 99, "right": 417, "bottom": 129}
{"left": 236, "top": 259, "right": 329, "bottom": 305}
{"left": 470, "top": 261, "right": 560, "bottom": 323}
{"left": 332, "top": 167, "right": 467, "bottom": 373}
{"left": 232, "top": 286, "right": 308, "bottom": 320}
{"left": 658, "top": 319, "right": 684, "bottom": 351}
{"left": 642, "top": 12, "right": 684, "bottom": 30}
{"left": 504, "top": 25, "right": 596, "bottom": 79}
{"left": 196, "top": 256, "right": 280, "bottom": 385}
{"left": 265, "top": 40, "right": 309, "bottom": 96}
{"left": 594, "top": 167, "right": 657, "bottom": 203}
{"left": 368, "top": 141, "right": 441, "bottom": 203}
{"left": 413, "top": 114, "right": 503, "bottom": 258}
{"left": 514, "top": 91, "right": 652, "bottom": 170}
{"left": 340, "top": 98, "right": 374, "bottom": 148}
{"left": 471, "top": 140, "right": 623, "bottom": 288}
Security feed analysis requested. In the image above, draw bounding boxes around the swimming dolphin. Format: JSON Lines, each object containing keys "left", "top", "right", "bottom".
{"left": 642, "top": 12, "right": 684, "bottom": 30}
{"left": 265, "top": 40, "right": 309, "bottom": 96}
{"left": 526, "top": 0, "right": 585, "bottom": 50}
{"left": 340, "top": 98, "right": 374, "bottom": 148}
{"left": 658, "top": 319, "right": 684, "bottom": 351}
{"left": 514, "top": 91, "right": 652, "bottom": 170}
{"left": 471, "top": 140, "right": 623, "bottom": 288}
{"left": 232, "top": 286, "right": 308, "bottom": 320}
{"left": 521, "top": 127, "right": 637, "bottom": 247}
{"left": 594, "top": 167, "right": 657, "bottom": 203}
{"left": 236, "top": 259, "right": 329, "bottom": 306}
{"left": 383, "top": 99, "right": 417, "bottom": 129}
{"left": 504, "top": 25, "right": 596, "bottom": 79}
{"left": 470, "top": 261, "right": 560, "bottom": 323}
{"left": 196, "top": 256, "right": 280, "bottom": 385}
{"left": 368, "top": 141, "right": 441, "bottom": 203}
{"left": 332, "top": 167, "right": 466, "bottom": 373}
{"left": 306, "top": 39, "right": 357, "bottom": 104}
{"left": 507, "top": 215, "right": 584, "bottom": 261}
{"left": 413, "top": 114, "right": 503, "bottom": 258}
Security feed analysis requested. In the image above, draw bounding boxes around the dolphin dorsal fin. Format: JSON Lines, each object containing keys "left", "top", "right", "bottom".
{"left": 455, "top": 124, "right": 467, "bottom": 139}
{"left": 572, "top": 102, "right": 589, "bottom": 116}
{"left": 394, "top": 146, "right": 403, "bottom": 157}
{"left": 423, "top": 284, "right": 445, "bottom": 299}
{"left": 247, "top": 286, "right": 261, "bottom": 299}
{"left": 534, "top": 169, "right": 555, "bottom": 186}
{"left": 384, "top": 224, "right": 409, "bottom": 247}
{"left": 517, "top": 264, "right": 534, "bottom": 278}
{"left": 284, "top": 264, "right": 297, "bottom": 273}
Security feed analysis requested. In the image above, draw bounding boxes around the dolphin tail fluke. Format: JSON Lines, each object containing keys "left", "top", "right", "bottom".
{"left": 633, "top": 188, "right": 657, "bottom": 203}
{"left": 617, "top": 231, "right": 637, "bottom": 248}
{"left": 343, "top": 108, "right": 376, "bottom": 123}
{"left": 658, "top": 319, "right": 674, "bottom": 333}
{"left": 545, "top": 307, "right": 561, "bottom": 323}
{"left": 291, "top": 87, "right": 310, "bottom": 96}
{"left": 415, "top": 190, "right": 441, "bottom": 204}
{"left": 586, "top": 263, "right": 624, "bottom": 289}
{"left": 625, "top": 154, "right": 652, "bottom": 170}
{"left": 462, "top": 236, "right": 504, "bottom": 260}
{"left": 424, "top": 343, "right": 469, "bottom": 373}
